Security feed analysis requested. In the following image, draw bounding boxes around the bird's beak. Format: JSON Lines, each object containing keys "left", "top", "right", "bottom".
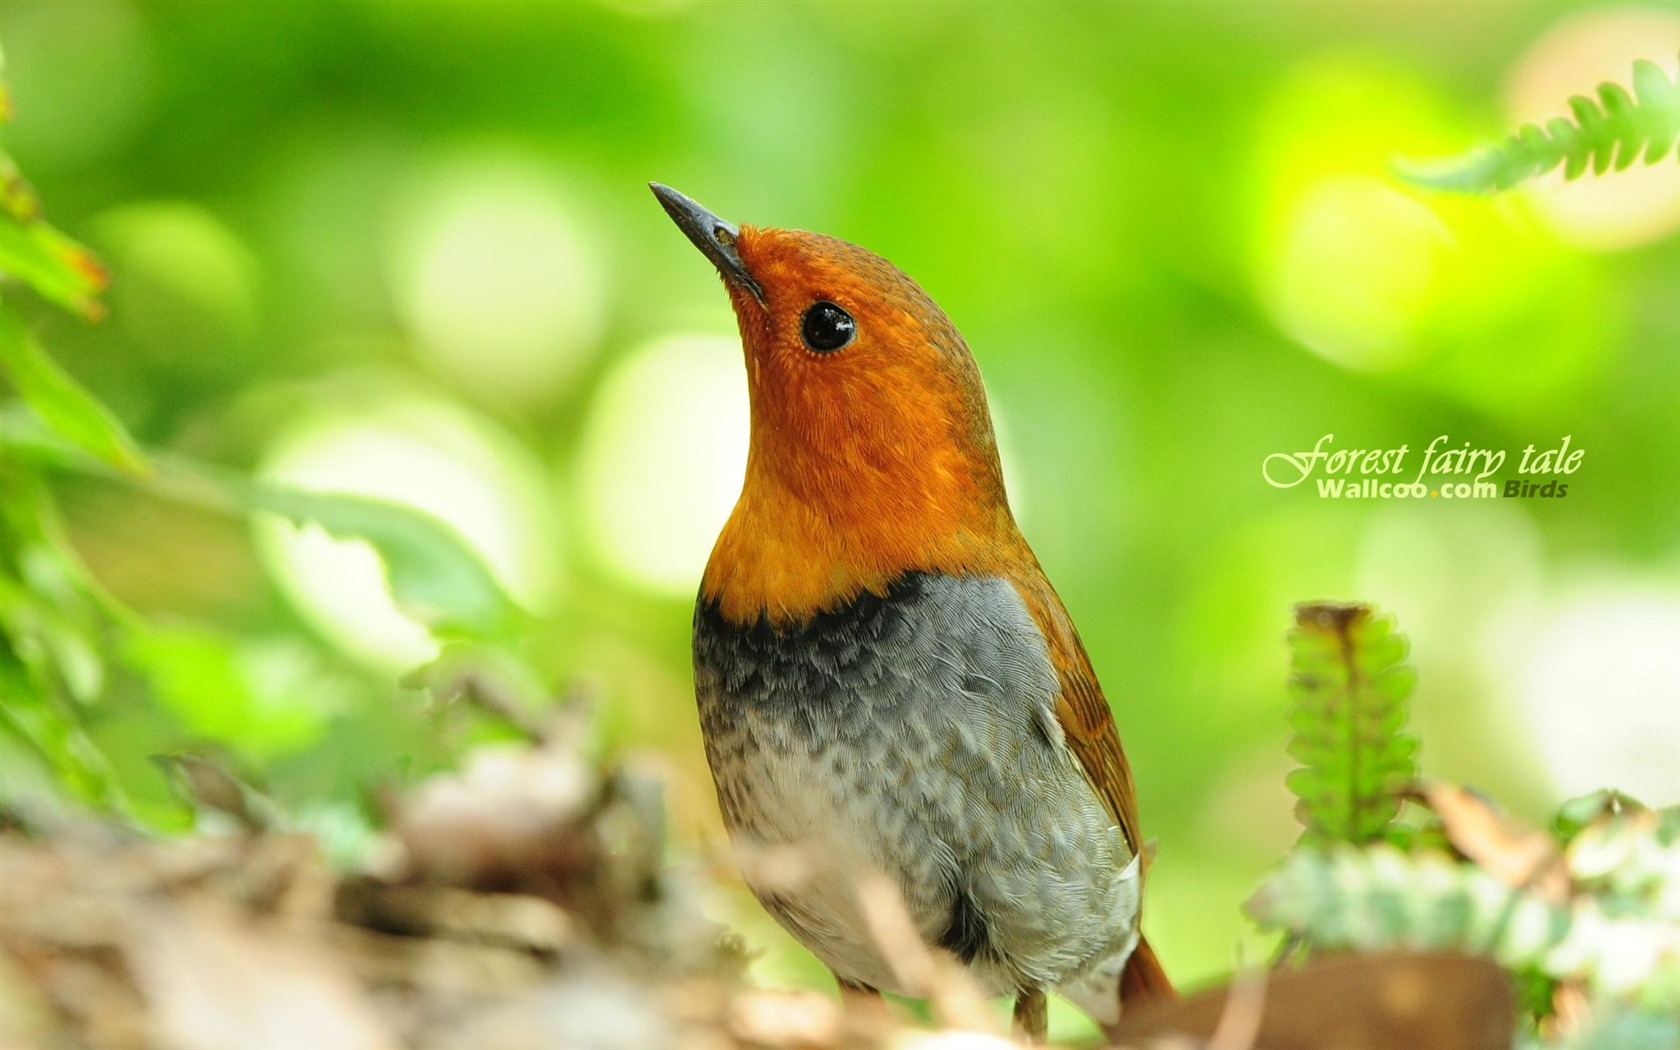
{"left": 650, "top": 183, "right": 767, "bottom": 306}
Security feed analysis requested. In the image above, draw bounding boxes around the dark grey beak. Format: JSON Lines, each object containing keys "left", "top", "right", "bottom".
{"left": 650, "top": 183, "right": 767, "bottom": 306}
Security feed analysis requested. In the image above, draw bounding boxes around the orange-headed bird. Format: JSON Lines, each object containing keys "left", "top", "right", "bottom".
{"left": 653, "top": 183, "right": 1173, "bottom": 1039}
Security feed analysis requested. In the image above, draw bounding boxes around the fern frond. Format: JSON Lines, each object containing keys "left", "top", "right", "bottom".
{"left": 1247, "top": 843, "right": 1680, "bottom": 1003}
{"left": 1284, "top": 603, "right": 1418, "bottom": 847}
{"left": 1395, "top": 50, "right": 1680, "bottom": 193}
{"left": 1246, "top": 844, "right": 1570, "bottom": 964}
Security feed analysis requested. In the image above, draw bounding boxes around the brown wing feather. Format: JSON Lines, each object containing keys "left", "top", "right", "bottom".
{"left": 1006, "top": 563, "right": 1141, "bottom": 858}
{"left": 1009, "top": 563, "right": 1176, "bottom": 1008}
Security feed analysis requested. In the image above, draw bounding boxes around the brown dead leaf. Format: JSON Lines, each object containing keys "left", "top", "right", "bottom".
{"left": 1112, "top": 952, "right": 1513, "bottom": 1050}
{"left": 1408, "top": 781, "right": 1569, "bottom": 903}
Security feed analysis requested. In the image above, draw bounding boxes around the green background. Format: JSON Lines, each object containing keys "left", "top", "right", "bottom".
{"left": 3, "top": 0, "right": 1678, "bottom": 1027}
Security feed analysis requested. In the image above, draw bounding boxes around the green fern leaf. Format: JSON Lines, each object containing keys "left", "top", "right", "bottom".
{"left": 1285, "top": 603, "right": 1419, "bottom": 846}
{"left": 1248, "top": 843, "right": 1680, "bottom": 1004}
{"left": 1395, "top": 50, "right": 1680, "bottom": 194}
{"left": 1247, "top": 844, "right": 1571, "bottom": 961}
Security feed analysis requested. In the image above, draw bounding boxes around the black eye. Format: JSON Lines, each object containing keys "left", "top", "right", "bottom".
{"left": 800, "top": 301, "right": 856, "bottom": 353}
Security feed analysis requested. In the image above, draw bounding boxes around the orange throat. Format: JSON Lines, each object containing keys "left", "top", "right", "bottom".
{"left": 700, "top": 448, "right": 1023, "bottom": 626}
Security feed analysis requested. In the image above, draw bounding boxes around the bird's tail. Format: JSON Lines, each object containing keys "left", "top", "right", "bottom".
{"left": 1119, "top": 934, "right": 1175, "bottom": 1006}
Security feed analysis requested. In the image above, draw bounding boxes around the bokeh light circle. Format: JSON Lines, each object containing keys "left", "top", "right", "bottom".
{"left": 1353, "top": 501, "right": 1544, "bottom": 651}
{"left": 97, "top": 201, "right": 261, "bottom": 355}
{"left": 0, "top": 0, "right": 157, "bottom": 168}
{"left": 575, "top": 335, "right": 748, "bottom": 596}
{"left": 1263, "top": 175, "right": 1449, "bottom": 372}
{"left": 1248, "top": 56, "right": 1611, "bottom": 417}
{"left": 1249, "top": 60, "right": 1463, "bottom": 374}
{"left": 388, "top": 158, "right": 605, "bottom": 405}
{"left": 1496, "top": 583, "right": 1680, "bottom": 804}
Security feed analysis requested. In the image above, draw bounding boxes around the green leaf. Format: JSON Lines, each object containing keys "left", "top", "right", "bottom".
{"left": 1284, "top": 602, "right": 1419, "bottom": 847}
{"left": 1395, "top": 49, "right": 1680, "bottom": 194}
{"left": 123, "top": 625, "right": 347, "bottom": 758}
{"left": 248, "top": 485, "right": 520, "bottom": 640}
{"left": 138, "top": 463, "right": 520, "bottom": 642}
{"left": 0, "top": 419, "right": 517, "bottom": 644}
{"left": 0, "top": 303, "right": 147, "bottom": 474}
{"left": 0, "top": 213, "right": 107, "bottom": 320}
{"left": 0, "top": 471, "right": 124, "bottom": 810}
{"left": 0, "top": 649, "right": 119, "bottom": 808}
{"left": 0, "top": 151, "right": 42, "bottom": 224}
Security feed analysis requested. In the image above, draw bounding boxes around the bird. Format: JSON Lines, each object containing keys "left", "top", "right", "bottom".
{"left": 652, "top": 182, "right": 1174, "bottom": 1041}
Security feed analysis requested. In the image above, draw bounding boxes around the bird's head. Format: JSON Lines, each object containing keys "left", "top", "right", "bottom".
{"left": 653, "top": 184, "right": 1022, "bottom": 622}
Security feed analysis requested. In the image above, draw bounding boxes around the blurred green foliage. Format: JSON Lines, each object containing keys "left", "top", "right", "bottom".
{"left": 1, "top": 0, "right": 1679, "bottom": 1010}
{"left": 0, "top": 46, "right": 520, "bottom": 836}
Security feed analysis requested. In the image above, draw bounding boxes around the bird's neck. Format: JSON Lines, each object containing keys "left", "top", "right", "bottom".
{"left": 700, "top": 445, "right": 1023, "bottom": 626}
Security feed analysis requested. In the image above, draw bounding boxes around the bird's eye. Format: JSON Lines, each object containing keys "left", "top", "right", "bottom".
{"left": 800, "top": 301, "right": 856, "bottom": 353}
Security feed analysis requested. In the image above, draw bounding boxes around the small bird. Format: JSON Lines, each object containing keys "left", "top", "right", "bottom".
{"left": 653, "top": 183, "right": 1173, "bottom": 1039}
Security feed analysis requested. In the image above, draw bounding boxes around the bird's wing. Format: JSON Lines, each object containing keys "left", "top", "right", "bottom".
{"left": 1006, "top": 563, "right": 1177, "bottom": 1008}
{"left": 1006, "top": 566, "right": 1141, "bottom": 859}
